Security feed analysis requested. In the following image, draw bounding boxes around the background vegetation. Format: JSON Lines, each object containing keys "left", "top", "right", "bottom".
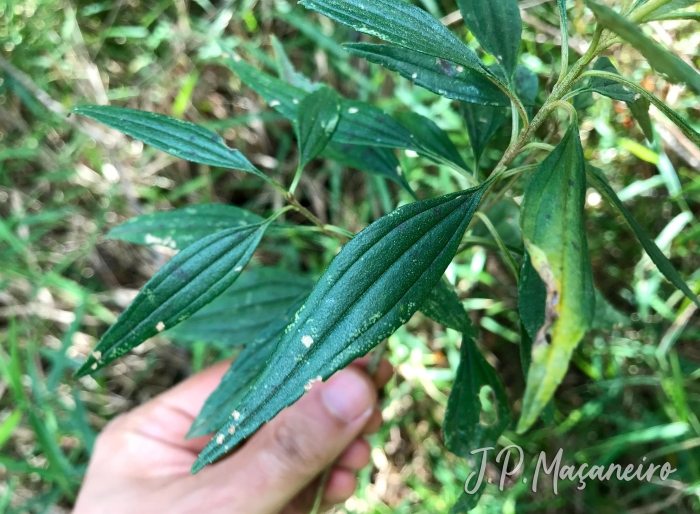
{"left": 1, "top": 0, "right": 700, "bottom": 512}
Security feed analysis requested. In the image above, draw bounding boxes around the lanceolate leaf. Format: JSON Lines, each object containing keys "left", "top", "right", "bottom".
{"left": 186, "top": 297, "right": 307, "bottom": 438}
{"left": 226, "top": 58, "right": 410, "bottom": 189}
{"left": 343, "top": 43, "right": 508, "bottom": 106}
{"left": 323, "top": 142, "right": 412, "bottom": 192}
{"left": 517, "top": 121, "right": 595, "bottom": 432}
{"left": 587, "top": 165, "right": 700, "bottom": 308}
{"left": 106, "top": 204, "right": 263, "bottom": 249}
{"left": 444, "top": 333, "right": 511, "bottom": 457}
{"left": 395, "top": 112, "right": 469, "bottom": 171}
{"left": 588, "top": 57, "right": 637, "bottom": 103}
{"left": 76, "top": 221, "right": 271, "bottom": 376}
{"left": 166, "top": 268, "right": 314, "bottom": 347}
{"left": 457, "top": 0, "right": 522, "bottom": 76}
{"left": 421, "top": 278, "right": 471, "bottom": 332}
{"left": 643, "top": 0, "right": 699, "bottom": 18}
{"left": 270, "top": 35, "right": 318, "bottom": 93}
{"left": 300, "top": 0, "right": 489, "bottom": 74}
{"left": 72, "top": 105, "right": 266, "bottom": 179}
{"left": 583, "top": 70, "right": 700, "bottom": 149}
{"left": 444, "top": 330, "right": 511, "bottom": 512}
{"left": 628, "top": 96, "right": 654, "bottom": 142}
{"left": 296, "top": 87, "right": 341, "bottom": 169}
{"left": 584, "top": 0, "right": 700, "bottom": 94}
{"left": 192, "top": 185, "right": 487, "bottom": 471}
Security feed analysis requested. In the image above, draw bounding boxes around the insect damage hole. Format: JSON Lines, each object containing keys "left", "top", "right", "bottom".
{"left": 478, "top": 385, "right": 499, "bottom": 427}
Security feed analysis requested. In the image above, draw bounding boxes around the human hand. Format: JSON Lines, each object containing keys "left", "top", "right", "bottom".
{"left": 73, "top": 357, "right": 392, "bottom": 514}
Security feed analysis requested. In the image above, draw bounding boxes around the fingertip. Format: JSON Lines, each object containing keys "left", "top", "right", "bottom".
{"left": 336, "top": 438, "right": 370, "bottom": 471}
{"left": 324, "top": 468, "right": 357, "bottom": 504}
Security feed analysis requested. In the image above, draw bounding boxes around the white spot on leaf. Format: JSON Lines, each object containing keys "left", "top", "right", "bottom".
{"left": 216, "top": 434, "right": 225, "bottom": 444}
{"left": 156, "top": 321, "right": 165, "bottom": 332}
{"left": 269, "top": 100, "right": 281, "bottom": 107}
{"left": 234, "top": 265, "right": 243, "bottom": 272}
{"left": 301, "top": 335, "right": 314, "bottom": 348}
{"left": 304, "top": 376, "right": 323, "bottom": 392}
{"left": 348, "top": 107, "right": 359, "bottom": 114}
{"left": 228, "top": 426, "right": 236, "bottom": 435}
{"left": 232, "top": 410, "right": 241, "bottom": 420}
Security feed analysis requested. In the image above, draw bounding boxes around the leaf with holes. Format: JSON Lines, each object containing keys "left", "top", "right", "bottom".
{"left": 72, "top": 105, "right": 267, "bottom": 179}
{"left": 300, "top": 0, "right": 490, "bottom": 74}
{"left": 167, "top": 267, "right": 314, "bottom": 347}
{"left": 457, "top": 0, "right": 522, "bottom": 76}
{"left": 296, "top": 87, "right": 341, "bottom": 169}
{"left": 192, "top": 184, "right": 487, "bottom": 471}
{"left": 186, "top": 296, "right": 307, "bottom": 438}
{"left": 587, "top": 165, "right": 700, "bottom": 308}
{"left": 517, "top": 120, "right": 595, "bottom": 432}
{"left": 343, "top": 43, "right": 508, "bottom": 106}
{"left": 444, "top": 331, "right": 511, "bottom": 510}
{"left": 76, "top": 221, "right": 271, "bottom": 376}
{"left": 584, "top": 0, "right": 700, "bottom": 94}
{"left": 106, "top": 204, "right": 264, "bottom": 249}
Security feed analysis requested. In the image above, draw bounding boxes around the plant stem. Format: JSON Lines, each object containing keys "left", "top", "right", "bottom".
{"left": 289, "top": 164, "right": 304, "bottom": 196}
{"left": 310, "top": 467, "right": 332, "bottom": 514}
{"left": 629, "top": 0, "right": 673, "bottom": 22}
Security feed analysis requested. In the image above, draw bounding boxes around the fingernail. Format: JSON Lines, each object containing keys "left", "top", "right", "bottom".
{"left": 321, "top": 369, "right": 374, "bottom": 423}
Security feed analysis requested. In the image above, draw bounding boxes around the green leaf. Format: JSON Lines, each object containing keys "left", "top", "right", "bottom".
{"left": 322, "top": 142, "right": 412, "bottom": 192}
{"left": 296, "top": 87, "right": 341, "bottom": 169}
{"left": 461, "top": 101, "right": 508, "bottom": 166}
{"left": 592, "top": 289, "right": 630, "bottom": 330}
{"left": 269, "top": 35, "right": 318, "bottom": 93}
{"left": 648, "top": 10, "right": 700, "bottom": 20}
{"left": 343, "top": 43, "right": 508, "bottom": 106}
{"left": 421, "top": 278, "right": 471, "bottom": 332}
{"left": 588, "top": 57, "right": 638, "bottom": 103}
{"left": 517, "top": 121, "right": 595, "bottom": 432}
{"left": 226, "top": 58, "right": 411, "bottom": 190}
{"left": 395, "top": 111, "right": 470, "bottom": 171}
{"left": 629, "top": 96, "right": 654, "bottom": 142}
{"left": 186, "top": 296, "right": 307, "bottom": 438}
{"left": 167, "top": 267, "right": 314, "bottom": 347}
{"left": 587, "top": 164, "right": 700, "bottom": 308}
{"left": 76, "top": 221, "right": 271, "bottom": 376}
{"left": 515, "top": 65, "right": 540, "bottom": 118}
{"left": 582, "top": 70, "right": 700, "bottom": 150}
{"left": 300, "top": 0, "right": 490, "bottom": 74}
{"left": 71, "top": 105, "right": 266, "bottom": 179}
{"left": 472, "top": 199, "right": 523, "bottom": 250}
{"left": 444, "top": 333, "right": 511, "bottom": 457}
{"left": 106, "top": 204, "right": 263, "bottom": 249}
{"left": 643, "top": 0, "right": 699, "bottom": 18}
{"left": 584, "top": 0, "right": 700, "bottom": 94}
{"left": 192, "top": 185, "right": 487, "bottom": 471}
{"left": 457, "top": 0, "right": 522, "bottom": 76}
{"left": 518, "top": 251, "right": 546, "bottom": 342}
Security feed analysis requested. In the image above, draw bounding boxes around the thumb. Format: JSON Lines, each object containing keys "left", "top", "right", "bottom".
{"left": 192, "top": 366, "right": 376, "bottom": 514}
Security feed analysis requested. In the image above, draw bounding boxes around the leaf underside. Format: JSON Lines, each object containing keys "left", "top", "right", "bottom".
{"left": 72, "top": 105, "right": 266, "bottom": 178}
{"left": 76, "top": 222, "right": 269, "bottom": 376}
{"left": 192, "top": 185, "right": 486, "bottom": 472}
{"left": 517, "top": 121, "right": 595, "bottom": 432}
